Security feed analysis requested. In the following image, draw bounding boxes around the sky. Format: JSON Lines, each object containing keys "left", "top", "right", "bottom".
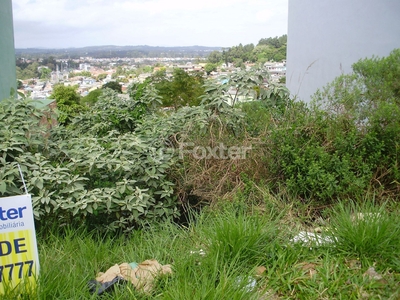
{"left": 11, "top": 0, "right": 288, "bottom": 49}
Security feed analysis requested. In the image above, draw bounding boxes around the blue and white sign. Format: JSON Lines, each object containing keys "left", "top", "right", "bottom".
{"left": 0, "top": 194, "right": 39, "bottom": 294}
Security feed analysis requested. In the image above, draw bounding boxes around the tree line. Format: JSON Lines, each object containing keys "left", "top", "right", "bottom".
{"left": 205, "top": 34, "right": 287, "bottom": 71}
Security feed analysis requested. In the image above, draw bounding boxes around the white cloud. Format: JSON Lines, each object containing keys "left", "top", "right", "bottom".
{"left": 256, "top": 9, "right": 274, "bottom": 23}
{"left": 11, "top": 0, "right": 288, "bottom": 48}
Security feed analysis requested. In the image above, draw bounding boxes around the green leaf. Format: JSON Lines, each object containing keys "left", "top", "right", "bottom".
{"left": 0, "top": 181, "right": 6, "bottom": 194}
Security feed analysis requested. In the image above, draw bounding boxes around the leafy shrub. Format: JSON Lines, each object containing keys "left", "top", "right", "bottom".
{"left": 0, "top": 97, "right": 178, "bottom": 232}
{"left": 311, "top": 48, "right": 400, "bottom": 197}
{"left": 70, "top": 89, "right": 148, "bottom": 137}
{"left": 0, "top": 98, "right": 50, "bottom": 194}
{"left": 49, "top": 84, "right": 84, "bottom": 124}
{"left": 259, "top": 49, "right": 400, "bottom": 202}
{"left": 37, "top": 130, "right": 179, "bottom": 231}
{"left": 267, "top": 106, "right": 372, "bottom": 201}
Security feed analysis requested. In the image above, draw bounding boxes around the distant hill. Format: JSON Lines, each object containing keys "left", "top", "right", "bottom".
{"left": 15, "top": 45, "right": 222, "bottom": 59}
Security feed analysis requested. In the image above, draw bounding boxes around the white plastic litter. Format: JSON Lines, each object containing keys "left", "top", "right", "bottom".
{"left": 189, "top": 249, "right": 206, "bottom": 256}
{"left": 235, "top": 276, "right": 257, "bottom": 292}
{"left": 290, "top": 231, "right": 336, "bottom": 246}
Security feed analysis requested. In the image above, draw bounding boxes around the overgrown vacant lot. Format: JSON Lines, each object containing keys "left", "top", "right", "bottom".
{"left": 1, "top": 51, "right": 400, "bottom": 298}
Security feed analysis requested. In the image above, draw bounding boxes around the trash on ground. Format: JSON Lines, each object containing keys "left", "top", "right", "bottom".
{"left": 235, "top": 275, "right": 257, "bottom": 292}
{"left": 89, "top": 259, "right": 172, "bottom": 295}
{"left": 254, "top": 266, "right": 266, "bottom": 278}
{"left": 290, "top": 231, "right": 336, "bottom": 247}
{"left": 363, "top": 267, "right": 383, "bottom": 281}
{"left": 189, "top": 248, "right": 206, "bottom": 256}
{"left": 88, "top": 275, "right": 126, "bottom": 295}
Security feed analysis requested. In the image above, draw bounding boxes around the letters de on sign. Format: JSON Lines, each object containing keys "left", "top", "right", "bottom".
{"left": 0, "top": 194, "right": 39, "bottom": 293}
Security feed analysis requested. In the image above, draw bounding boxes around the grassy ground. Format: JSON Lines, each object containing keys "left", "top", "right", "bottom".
{"left": 2, "top": 198, "right": 400, "bottom": 299}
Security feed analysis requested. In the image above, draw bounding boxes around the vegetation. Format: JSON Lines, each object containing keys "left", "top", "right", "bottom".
{"left": 1, "top": 50, "right": 400, "bottom": 298}
{"left": 49, "top": 84, "right": 85, "bottom": 124}
{"left": 16, "top": 61, "right": 40, "bottom": 80}
{"left": 69, "top": 70, "right": 92, "bottom": 78}
{"left": 2, "top": 199, "right": 399, "bottom": 299}
{"left": 207, "top": 35, "right": 287, "bottom": 67}
{"left": 81, "top": 89, "right": 103, "bottom": 106}
{"left": 150, "top": 68, "right": 205, "bottom": 110}
{"left": 16, "top": 56, "right": 62, "bottom": 80}
{"left": 102, "top": 81, "right": 122, "bottom": 93}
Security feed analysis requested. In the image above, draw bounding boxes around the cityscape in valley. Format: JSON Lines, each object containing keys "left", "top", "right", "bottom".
{"left": 15, "top": 36, "right": 287, "bottom": 101}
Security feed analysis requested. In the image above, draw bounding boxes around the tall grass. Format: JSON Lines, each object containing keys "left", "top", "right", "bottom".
{"left": 1, "top": 199, "right": 399, "bottom": 299}
{"left": 328, "top": 200, "right": 400, "bottom": 271}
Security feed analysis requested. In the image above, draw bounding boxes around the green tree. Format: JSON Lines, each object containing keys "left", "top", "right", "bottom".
{"left": 96, "top": 73, "right": 108, "bottom": 81}
{"left": 39, "top": 67, "right": 51, "bottom": 80}
{"left": 233, "top": 58, "right": 244, "bottom": 68}
{"left": 258, "top": 35, "right": 287, "bottom": 48}
{"left": 16, "top": 62, "right": 40, "bottom": 80}
{"left": 69, "top": 70, "right": 92, "bottom": 78}
{"left": 15, "top": 66, "right": 23, "bottom": 80}
{"left": 151, "top": 69, "right": 167, "bottom": 83}
{"left": 50, "top": 84, "right": 83, "bottom": 124}
{"left": 81, "top": 89, "right": 103, "bottom": 106}
{"left": 153, "top": 68, "right": 205, "bottom": 110}
{"left": 204, "top": 63, "right": 217, "bottom": 75}
{"left": 79, "top": 70, "right": 92, "bottom": 77}
{"left": 208, "top": 50, "right": 223, "bottom": 64}
{"left": 102, "top": 81, "right": 122, "bottom": 93}
{"left": 41, "top": 56, "right": 57, "bottom": 70}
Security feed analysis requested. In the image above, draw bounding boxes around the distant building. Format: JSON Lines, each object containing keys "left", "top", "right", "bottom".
{"left": 286, "top": 0, "right": 400, "bottom": 102}
{"left": 264, "top": 61, "right": 286, "bottom": 82}
{"left": 79, "top": 63, "right": 91, "bottom": 71}
{"left": 51, "top": 64, "right": 69, "bottom": 83}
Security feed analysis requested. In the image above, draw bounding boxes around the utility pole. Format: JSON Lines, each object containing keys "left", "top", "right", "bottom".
{"left": 0, "top": 0, "right": 17, "bottom": 101}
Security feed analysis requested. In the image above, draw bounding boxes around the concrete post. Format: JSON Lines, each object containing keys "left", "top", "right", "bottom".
{"left": 0, "top": 0, "right": 17, "bottom": 101}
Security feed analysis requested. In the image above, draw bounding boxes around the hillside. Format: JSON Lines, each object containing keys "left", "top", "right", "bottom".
{"left": 15, "top": 45, "right": 222, "bottom": 59}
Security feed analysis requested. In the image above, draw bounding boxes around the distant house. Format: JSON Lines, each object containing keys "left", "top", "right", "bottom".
{"left": 264, "top": 62, "right": 286, "bottom": 77}
{"left": 79, "top": 63, "right": 91, "bottom": 71}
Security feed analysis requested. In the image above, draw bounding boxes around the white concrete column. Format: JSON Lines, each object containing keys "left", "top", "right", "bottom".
{"left": 286, "top": 0, "right": 400, "bottom": 103}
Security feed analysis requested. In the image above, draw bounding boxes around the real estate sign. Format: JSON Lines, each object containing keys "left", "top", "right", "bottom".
{"left": 0, "top": 194, "right": 39, "bottom": 293}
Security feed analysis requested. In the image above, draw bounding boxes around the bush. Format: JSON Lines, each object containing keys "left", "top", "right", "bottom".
{"left": 311, "top": 48, "right": 400, "bottom": 197}
{"left": 49, "top": 84, "right": 84, "bottom": 124}
{"left": 266, "top": 106, "right": 372, "bottom": 201}
{"left": 102, "top": 81, "right": 122, "bottom": 93}
{"left": 262, "top": 49, "right": 400, "bottom": 202}
{"left": 0, "top": 97, "right": 178, "bottom": 232}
